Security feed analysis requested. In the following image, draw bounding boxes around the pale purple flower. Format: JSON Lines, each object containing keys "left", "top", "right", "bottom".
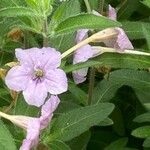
{"left": 72, "top": 5, "right": 133, "bottom": 84}
{"left": 18, "top": 96, "right": 60, "bottom": 150}
{"left": 73, "top": 30, "right": 94, "bottom": 84}
{"left": 5, "top": 47, "right": 67, "bottom": 107}
{"left": 103, "top": 5, "right": 134, "bottom": 51}
{"left": 93, "top": 6, "right": 133, "bottom": 51}
{"left": 20, "top": 118, "right": 40, "bottom": 150}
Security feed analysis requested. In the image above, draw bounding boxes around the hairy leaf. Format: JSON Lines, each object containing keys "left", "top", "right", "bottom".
{"left": 54, "top": 14, "right": 121, "bottom": 34}
{"left": 49, "top": 103, "right": 114, "bottom": 141}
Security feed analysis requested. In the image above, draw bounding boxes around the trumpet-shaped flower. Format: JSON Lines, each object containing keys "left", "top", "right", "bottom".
{"left": 103, "top": 5, "right": 134, "bottom": 50}
{"left": 72, "top": 5, "right": 134, "bottom": 84}
{"left": 72, "top": 30, "right": 94, "bottom": 84}
{"left": 5, "top": 47, "right": 68, "bottom": 107}
{"left": 3, "top": 96, "right": 60, "bottom": 150}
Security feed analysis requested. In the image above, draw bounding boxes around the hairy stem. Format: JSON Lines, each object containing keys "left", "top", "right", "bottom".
{"left": 88, "top": 68, "right": 95, "bottom": 105}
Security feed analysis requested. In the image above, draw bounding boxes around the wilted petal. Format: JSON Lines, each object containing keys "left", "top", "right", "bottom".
{"left": 76, "top": 29, "right": 89, "bottom": 42}
{"left": 44, "top": 69, "right": 68, "bottom": 95}
{"left": 23, "top": 81, "right": 48, "bottom": 107}
{"left": 40, "top": 96, "right": 60, "bottom": 129}
{"left": 5, "top": 66, "right": 31, "bottom": 91}
{"left": 103, "top": 28, "right": 133, "bottom": 51}
{"left": 114, "top": 28, "right": 134, "bottom": 50}
{"left": 73, "top": 68, "right": 88, "bottom": 84}
{"left": 108, "top": 5, "right": 117, "bottom": 20}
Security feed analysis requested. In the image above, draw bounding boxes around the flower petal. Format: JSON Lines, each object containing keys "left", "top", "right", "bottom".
{"left": 16, "top": 47, "right": 61, "bottom": 69}
{"left": 44, "top": 69, "right": 68, "bottom": 95}
{"left": 20, "top": 118, "right": 40, "bottom": 150}
{"left": 114, "top": 28, "right": 134, "bottom": 50}
{"left": 73, "top": 44, "right": 93, "bottom": 64}
{"left": 73, "top": 43, "right": 93, "bottom": 84}
{"left": 103, "top": 28, "right": 134, "bottom": 51}
{"left": 108, "top": 5, "right": 117, "bottom": 20}
{"left": 23, "top": 81, "right": 48, "bottom": 107}
{"left": 76, "top": 29, "right": 89, "bottom": 43}
{"left": 73, "top": 68, "right": 88, "bottom": 84}
{"left": 40, "top": 96, "right": 60, "bottom": 129}
{"left": 20, "top": 139, "right": 32, "bottom": 150}
{"left": 15, "top": 48, "right": 34, "bottom": 67}
{"left": 5, "top": 66, "right": 31, "bottom": 91}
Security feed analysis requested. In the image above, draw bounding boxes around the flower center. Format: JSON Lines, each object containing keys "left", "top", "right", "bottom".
{"left": 34, "top": 69, "right": 44, "bottom": 77}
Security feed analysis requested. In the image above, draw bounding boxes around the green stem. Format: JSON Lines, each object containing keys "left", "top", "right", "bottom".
{"left": 88, "top": 68, "right": 95, "bottom": 105}
{"left": 43, "top": 18, "right": 48, "bottom": 47}
{"left": 99, "top": 0, "right": 105, "bottom": 14}
{"left": 84, "top": 0, "right": 92, "bottom": 13}
{"left": 84, "top": 0, "right": 95, "bottom": 105}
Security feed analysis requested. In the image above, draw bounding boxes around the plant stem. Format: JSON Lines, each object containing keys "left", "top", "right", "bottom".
{"left": 92, "top": 46, "right": 150, "bottom": 56}
{"left": 84, "top": 0, "right": 92, "bottom": 13}
{"left": 43, "top": 19, "right": 48, "bottom": 47}
{"left": 99, "top": 0, "right": 105, "bottom": 14}
{"left": 88, "top": 67, "right": 95, "bottom": 105}
{"left": 83, "top": 0, "right": 96, "bottom": 105}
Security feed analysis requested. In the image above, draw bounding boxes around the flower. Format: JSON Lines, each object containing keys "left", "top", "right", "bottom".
{"left": 20, "top": 118, "right": 41, "bottom": 150}
{"left": 19, "top": 96, "right": 60, "bottom": 150}
{"left": 5, "top": 47, "right": 68, "bottom": 107}
{"left": 72, "top": 5, "right": 134, "bottom": 84}
{"left": 103, "top": 5, "right": 134, "bottom": 51}
{"left": 0, "top": 96, "right": 60, "bottom": 150}
{"left": 72, "top": 30, "right": 94, "bottom": 84}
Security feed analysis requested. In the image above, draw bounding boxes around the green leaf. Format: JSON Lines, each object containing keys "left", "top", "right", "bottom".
{"left": 64, "top": 53, "right": 150, "bottom": 73}
{"left": 111, "top": 106, "right": 125, "bottom": 136}
{"left": 104, "top": 138, "right": 128, "bottom": 150}
{"left": 0, "top": 120, "right": 17, "bottom": 150}
{"left": 118, "top": 0, "right": 140, "bottom": 19}
{"left": 52, "top": 0, "right": 80, "bottom": 24}
{"left": 122, "top": 21, "right": 150, "bottom": 40}
{"left": 143, "top": 137, "right": 150, "bottom": 148}
{"left": 48, "top": 140, "right": 71, "bottom": 150}
{"left": 92, "top": 69, "right": 150, "bottom": 104}
{"left": 54, "top": 14, "right": 121, "bottom": 34}
{"left": 49, "top": 103, "right": 114, "bottom": 141}
{"left": 99, "top": 118, "right": 113, "bottom": 126}
{"left": 141, "top": 0, "right": 150, "bottom": 8}
{"left": 63, "top": 60, "right": 101, "bottom": 73}
{"left": 68, "top": 131, "right": 91, "bottom": 150}
{"left": 68, "top": 81, "right": 87, "bottom": 105}
{"left": 134, "top": 112, "right": 150, "bottom": 123}
{"left": 13, "top": 94, "right": 39, "bottom": 116}
{"left": 132, "top": 126, "right": 150, "bottom": 138}
{"left": 0, "top": 7, "right": 41, "bottom": 18}
{"left": 56, "top": 101, "right": 81, "bottom": 114}
{"left": 49, "top": 32, "right": 76, "bottom": 53}
{"left": 142, "top": 25, "right": 150, "bottom": 50}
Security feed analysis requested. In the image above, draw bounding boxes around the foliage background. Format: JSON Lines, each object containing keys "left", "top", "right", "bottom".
{"left": 0, "top": 0, "right": 150, "bottom": 149}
